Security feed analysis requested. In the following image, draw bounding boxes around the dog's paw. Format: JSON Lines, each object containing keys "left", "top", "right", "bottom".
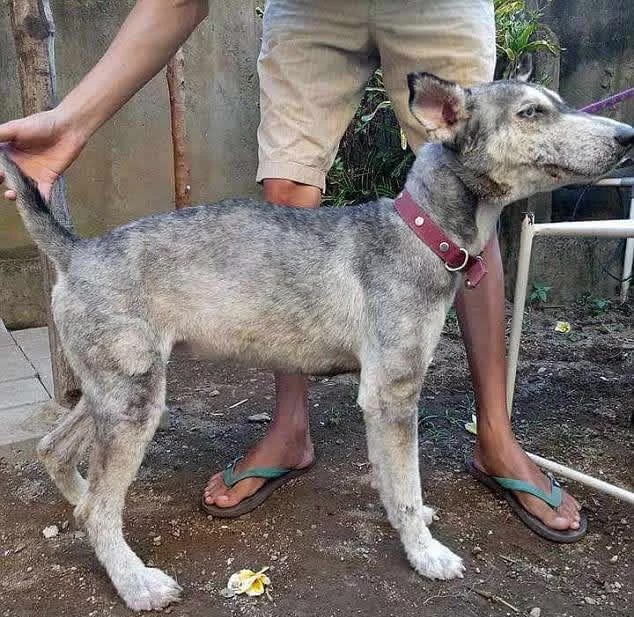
{"left": 409, "top": 539, "right": 465, "bottom": 580}
{"left": 421, "top": 505, "right": 438, "bottom": 526}
{"left": 118, "top": 566, "right": 182, "bottom": 612}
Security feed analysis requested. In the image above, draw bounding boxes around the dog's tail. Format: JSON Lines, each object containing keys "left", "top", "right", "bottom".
{"left": 1, "top": 151, "right": 76, "bottom": 272}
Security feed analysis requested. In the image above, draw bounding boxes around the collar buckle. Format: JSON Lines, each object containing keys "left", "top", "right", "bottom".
{"left": 464, "top": 255, "right": 487, "bottom": 288}
{"left": 444, "top": 248, "right": 470, "bottom": 272}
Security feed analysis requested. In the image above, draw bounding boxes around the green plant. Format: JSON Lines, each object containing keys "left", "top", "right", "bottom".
{"left": 494, "top": 0, "right": 560, "bottom": 79}
{"left": 585, "top": 294, "right": 611, "bottom": 316}
{"left": 529, "top": 281, "right": 552, "bottom": 305}
{"left": 324, "top": 69, "right": 414, "bottom": 207}
{"left": 417, "top": 404, "right": 433, "bottom": 424}
{"left": 443, "top": 307, "right": 460, "bottom": 333}
{"left": 325, "top": 406, "right": 344, "bottom": 427}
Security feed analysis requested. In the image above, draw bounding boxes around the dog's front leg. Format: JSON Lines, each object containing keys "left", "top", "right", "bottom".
{"left": 358, "top": 366, "right": 464, "bottom": 580}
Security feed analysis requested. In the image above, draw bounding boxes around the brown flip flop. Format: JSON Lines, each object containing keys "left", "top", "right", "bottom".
{"left": 467, "top": 461, "right": 588, "bottom": 543}
{"left": 201, "top": 456, "right": 316, "bottom": 518}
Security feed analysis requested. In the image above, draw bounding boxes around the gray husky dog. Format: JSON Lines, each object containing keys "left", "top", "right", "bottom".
{"left": 2, "top": 73, "right": 633, "bottom": 611}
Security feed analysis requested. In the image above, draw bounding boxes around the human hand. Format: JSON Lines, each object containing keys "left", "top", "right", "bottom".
{"left": 0, "top": 109, "right": 87, "bottom": 201}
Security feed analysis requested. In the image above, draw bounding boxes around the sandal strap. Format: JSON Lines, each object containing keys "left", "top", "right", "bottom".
{"left": 223, "top": 456, "right": 291, "bottom": 488}
{"left": 493, "top": 472, "right": 563, "bottom": 508}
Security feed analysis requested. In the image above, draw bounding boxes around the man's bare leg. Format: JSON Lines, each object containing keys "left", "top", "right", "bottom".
{"left": 203, "top": 179, "right": 319, "bottom": 508}
{"left": 455, "top": 235, "right": 581, "bottom": 530}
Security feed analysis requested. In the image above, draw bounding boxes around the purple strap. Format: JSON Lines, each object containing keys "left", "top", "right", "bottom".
{"left": 580, "top": 87, "right": 634, "bottom": 114}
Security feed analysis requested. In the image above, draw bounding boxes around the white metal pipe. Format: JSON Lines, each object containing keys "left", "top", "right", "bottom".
{"left": 503, "top": 180, "right": 634, "bottom": 503}
{"left": 532, "top": 220, "right": 634, "bottom": 237}
{"left": 595, "top": 177, "right": 634, "bottom": 186}
{"left": 527, "top": 452, "right": 634, "bottom": 504}
{"left": 506, "top": 213, "right": 535, "bottom": 417}
{"left": 620, "top": 187, "right": 634, "bottom": 303}
{"left": 534, "top": 220, "right": 634, "bottom": 234}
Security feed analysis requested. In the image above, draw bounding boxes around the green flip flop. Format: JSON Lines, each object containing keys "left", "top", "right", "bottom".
{"left": 468, "top": 461, "right": 588, "bottom": 543}
{"left": 201, "top": 456, "right": 315, "bottom": 518}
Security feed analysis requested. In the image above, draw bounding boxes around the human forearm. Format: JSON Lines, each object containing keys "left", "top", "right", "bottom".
{"left": 58, "top": 0, "right": 208, "bottom": 141}
{"left": 0, "top": 0, "right": 207, "bottom": 200}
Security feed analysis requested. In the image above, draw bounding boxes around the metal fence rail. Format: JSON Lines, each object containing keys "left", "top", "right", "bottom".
{"left": 505, "top": 178, "right": 634, "bottom": 504}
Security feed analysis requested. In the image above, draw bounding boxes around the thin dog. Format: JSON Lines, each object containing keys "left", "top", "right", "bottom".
{"left": 1, "top": 73, "right": 632, "bottom": 611}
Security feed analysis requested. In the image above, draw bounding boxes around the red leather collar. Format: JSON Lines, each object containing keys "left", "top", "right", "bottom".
{"left": 394, "top": 190, "right": 487, "bottom": 288}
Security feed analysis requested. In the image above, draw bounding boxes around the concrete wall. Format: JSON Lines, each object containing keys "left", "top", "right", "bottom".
{"left": 542, "top": 0, "right": 633, "bottom": 117}
{"left": 1, "top": 0, "right": 263, "bottom": 248}
{"left": 0, "top": 0, "right": 263, "bottom": 326}
{"left": 522, "top": 0, "right": 634, "bottom": 302}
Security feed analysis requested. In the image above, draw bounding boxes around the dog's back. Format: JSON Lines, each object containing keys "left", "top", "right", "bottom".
{"left": 53, "top": 196, "right": 435, "bottom": 375}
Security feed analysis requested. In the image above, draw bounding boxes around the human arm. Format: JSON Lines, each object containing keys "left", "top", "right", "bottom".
{"left": 0, "top": 0, "right": 208, "bottom": 200}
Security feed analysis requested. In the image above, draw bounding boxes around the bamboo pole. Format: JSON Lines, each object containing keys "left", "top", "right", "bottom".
{"left": 166, "top": 48, "right": 192, "bottom": 209}
{"left": 160, "top": 49, "right": 192, "bottom": 429}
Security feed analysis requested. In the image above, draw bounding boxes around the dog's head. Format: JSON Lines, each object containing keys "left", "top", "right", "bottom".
{"left": 407, "top": 72, "right": 634, "bottom": 203}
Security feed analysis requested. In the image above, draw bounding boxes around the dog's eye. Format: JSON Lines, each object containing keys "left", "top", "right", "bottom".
{"left": 517, "top": 105, "right": 544, "bottom": 119}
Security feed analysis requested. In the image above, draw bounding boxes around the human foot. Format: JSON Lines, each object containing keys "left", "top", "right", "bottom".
{"left": 473, "top": 437, "right": 582, "bottom": 532}
{"left": 203, "top": 425, "right": 315, "bottom": 510}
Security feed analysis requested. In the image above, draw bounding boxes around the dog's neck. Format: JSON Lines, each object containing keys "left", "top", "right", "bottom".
{"left": 403, "top": 144, "right": 505, "bottom": 255}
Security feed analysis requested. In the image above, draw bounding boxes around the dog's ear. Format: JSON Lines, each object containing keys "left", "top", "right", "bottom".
{"left": 407, "top": 72, "right": 469, "bottom": 143}
{"left": 513, "top": 54, "right": 533, "bottom": 82}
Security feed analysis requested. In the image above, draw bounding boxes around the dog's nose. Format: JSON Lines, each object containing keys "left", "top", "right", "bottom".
{"left": 615, "top": 126, "right": 634, "bottom": 148}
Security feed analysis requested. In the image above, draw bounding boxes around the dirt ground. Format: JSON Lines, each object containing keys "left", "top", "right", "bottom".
{"left": 1, "top": 300, "right": 632, "bottom": 617}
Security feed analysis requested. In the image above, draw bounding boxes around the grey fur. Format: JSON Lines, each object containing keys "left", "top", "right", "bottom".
{"left": 1, "top": 74, "right": 632, "bottom": 611}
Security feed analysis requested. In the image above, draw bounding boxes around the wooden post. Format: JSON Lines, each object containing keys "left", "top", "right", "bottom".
{"left": 10, "top": 0, "right": 80, "bottom": 406}
{"left": 160, "top": 49, "right": 192, "bottom": 430}
{"left": 166, "top": 48, "right": 192, "bottom": 209}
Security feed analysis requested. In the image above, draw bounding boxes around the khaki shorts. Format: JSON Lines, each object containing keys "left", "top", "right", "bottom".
{"left": 256, "top": 0, "right": 496, "bottom": 191}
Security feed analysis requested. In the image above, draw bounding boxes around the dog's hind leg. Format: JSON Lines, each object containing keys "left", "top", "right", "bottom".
{"left": 75, "top": 364, "right": 181, "bottom": 611}
{"left": 358, "top": 345, "right": 464, "bottom": 580}
{"left": 37, "top": 398, "right": 93, "bottom": 505}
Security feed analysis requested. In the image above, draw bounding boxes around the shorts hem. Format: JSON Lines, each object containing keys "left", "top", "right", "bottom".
{"left": 256, "top": 160, "right": 326, "bottom": 192}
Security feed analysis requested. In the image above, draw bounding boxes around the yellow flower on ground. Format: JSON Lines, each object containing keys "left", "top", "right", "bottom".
{"left": 464, "top": 413, "right": 478, "bottom": 435}
{"left": 554, "top": 321, "right": 571, "bottom": 333}
{"left": 224, "top": 567, "right": 271, "bottom": 598}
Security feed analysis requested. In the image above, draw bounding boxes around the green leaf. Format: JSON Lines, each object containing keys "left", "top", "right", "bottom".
{"left": 360, "top": 100, "right": 393, "bottom": 123}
